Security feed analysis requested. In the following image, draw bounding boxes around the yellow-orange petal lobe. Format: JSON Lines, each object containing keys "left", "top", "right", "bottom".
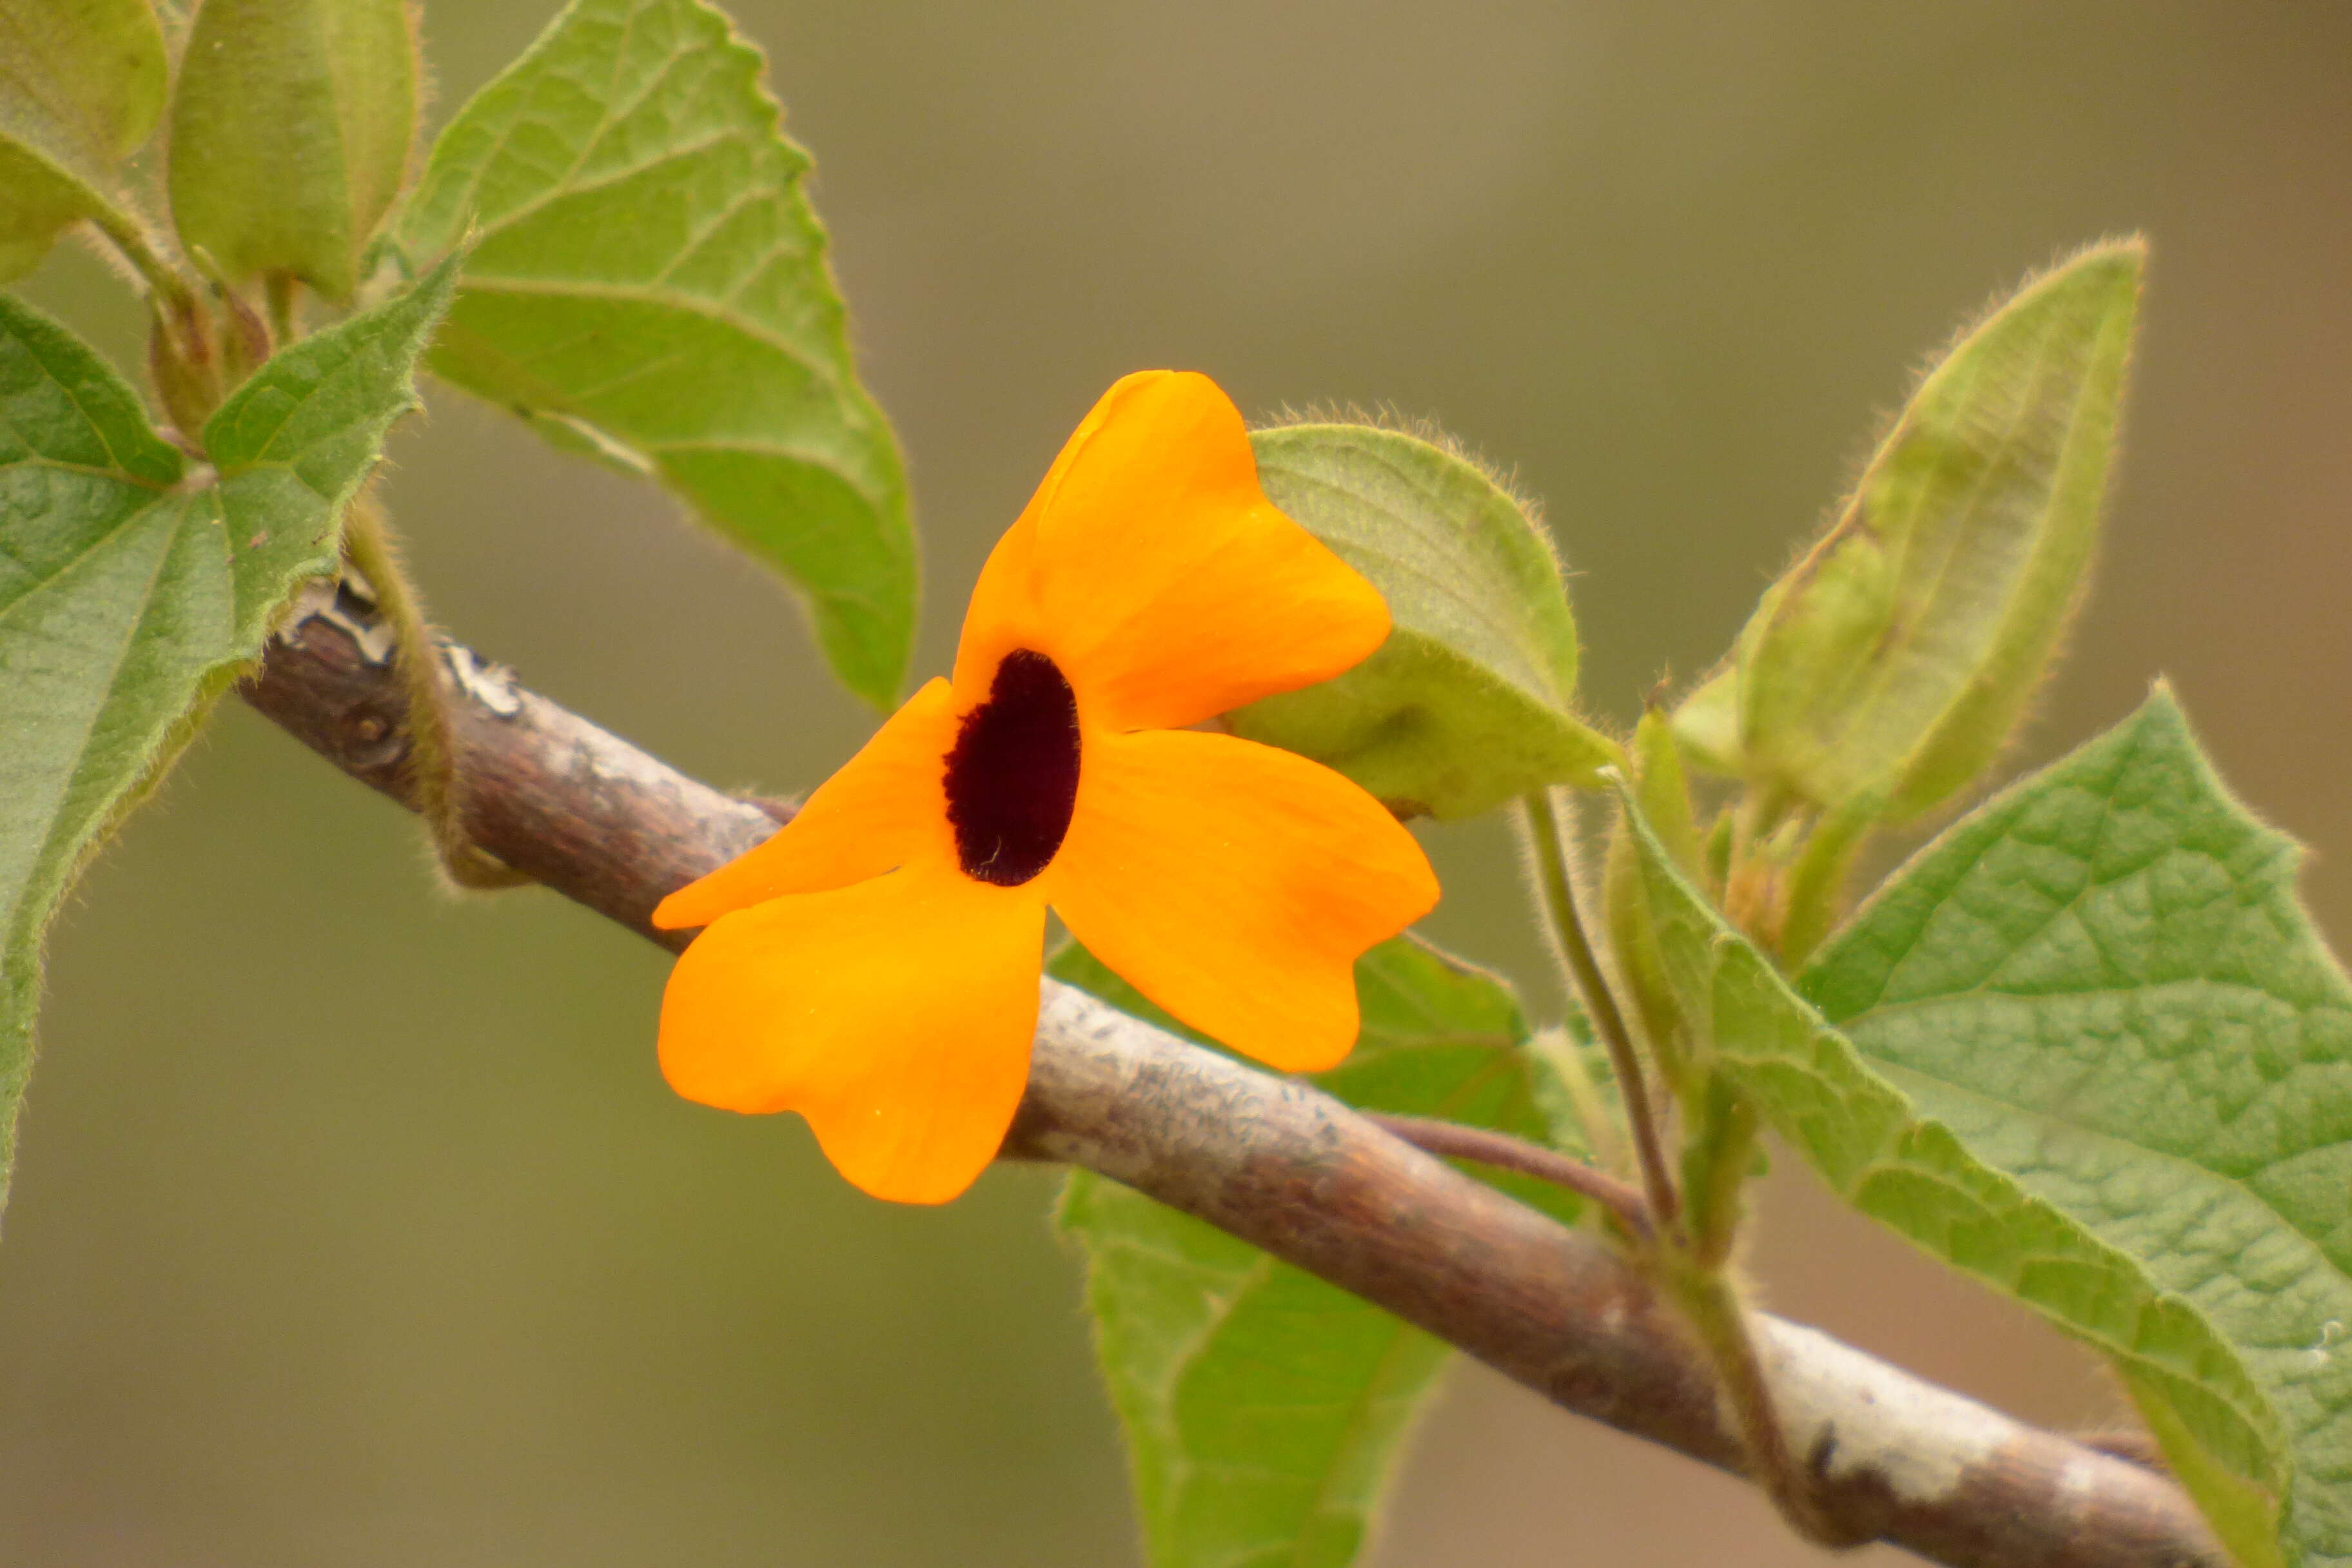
{"left": 1018, "top": 371, "right": 1392, "bottom": 731}
{"left": 657, "top": 862, "right": 1049, "bottom": 1204}
{"left": 652, "top": 678, "right": 959, "bottom": 931}
{"left": 1044, "top": 727, "right": 1438, "bottom": 1073}
{"left": 949, "top": 513, "right": 1043, "bottom": 703}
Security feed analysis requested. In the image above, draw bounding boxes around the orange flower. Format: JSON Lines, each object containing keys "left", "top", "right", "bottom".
{"left": 652, "top": 372, "right": 1440, "bottom": 1203}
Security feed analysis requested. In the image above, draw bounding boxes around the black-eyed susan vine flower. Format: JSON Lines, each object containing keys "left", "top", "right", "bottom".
{"left": 652, "top": 371, "right": 1440, "bottom": 1203}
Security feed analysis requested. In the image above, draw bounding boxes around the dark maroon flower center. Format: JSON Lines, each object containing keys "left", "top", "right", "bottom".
{"left": 943, "top": 649, "right": 1081, "bottom": 887}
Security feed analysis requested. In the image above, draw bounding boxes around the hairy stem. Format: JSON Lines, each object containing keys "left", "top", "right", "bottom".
{"left": 264, "top": 273, "right": 299, "bottom": 349}
{"left": 339, "top": 495, "right": 530, "bottom": 889}
{"left": 1534, "top": 787, "right": 1827, "bottom": 1540}
{"left": 1520, "top": 789, "right": 1680, "bottom": 1228}
{"left": 1668, "top": 1262, "right": 1859, "bottom": 1547}
{"left": 1679, "top": 1079, "right": 1761, "bottom": 1270}
{"left": 1778, "top": 795, "right": 1876, "bottom": 970}
{"left": 90, "top": 206, "right": 195, "bottom": 313}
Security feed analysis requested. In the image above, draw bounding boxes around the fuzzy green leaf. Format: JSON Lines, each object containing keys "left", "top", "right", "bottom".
{"left": 202, "top": 252, "right": 458, "bottom": 637}
{"left": 0, "top": 0, "right": 168, "bottom": 280}
{"left": 1614, "top": 758, "right": 2289, "bottom": 1567}
{"left": 166, "top": 0, "right": 420, "bottom": 301}
{"left": 1804, "top": 689, "right": 2352, "bottom": 1565}
{"left": 1676, "top": 241, "right": 2142, "bottom": 821}
{"left": 1226, "top": 424, "right": 1615, "bottom": 819}
{"left": 398, "top": 0, "right": 914, "bottom": 707}
{"left": 0, "top": 261, "right": 452, "bottom": 1220}
{"left": 1054, "top": 934, "right": 1586, "bottom": 1568}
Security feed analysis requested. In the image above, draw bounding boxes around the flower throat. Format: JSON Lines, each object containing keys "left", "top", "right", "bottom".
{"left": 944, "top": 649, "right": 1081, "bottom": 885}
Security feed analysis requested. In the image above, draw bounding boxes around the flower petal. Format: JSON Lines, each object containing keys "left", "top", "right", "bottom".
{"left": 1021, "top": 371, "right": 1391, "bottom": 730}
{"left": 652, "top": 678, "right": 959, "bottom": 930}
{"left": 1045, "top": 728, "right": 1438, "bottom": 1072}
{"left": 658, "top": 862, "right": 1048, "bottom": 1204}
{"left": 949, "top": 513, "right": 1044, "bottom": 702}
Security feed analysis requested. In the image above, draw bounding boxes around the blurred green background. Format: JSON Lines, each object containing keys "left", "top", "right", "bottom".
{"left": 6, "top": 1, "right": 2350, "bottom": 1563}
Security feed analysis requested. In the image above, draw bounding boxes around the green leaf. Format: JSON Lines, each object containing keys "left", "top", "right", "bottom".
{"left": 1612, "top": 760, "right": 2289, "bottom": 1567}
{"left": 1675, "top": 241, "right": 2143, "bottom": 821}
{"left": 1054, "top": 934, "right": 1586, "bottom": 1568}
{"left": 1803, "top": 689, "right": 2352, "bottom": 1567}
{"left": 0, "top": 0, "right": 169, "bottom": 280}
{"left": 202, "top": 251, "right": 458, "bottom": 640}
{"left": 1226, "top": 423, "right": 1616, "bottom": 819}
{"left": 0, "top": 260, "right": 453, "bottom": 1220}
{"left": 166, "top": 0, "right": 420, "bottom": 301}
{"left": 398, "top": 0, "right": 914, "bottom": 707}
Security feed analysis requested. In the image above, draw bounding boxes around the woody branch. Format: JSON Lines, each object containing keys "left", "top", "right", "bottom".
{"left": 239, "top": 576, "right": 2223, "bottom": 1568}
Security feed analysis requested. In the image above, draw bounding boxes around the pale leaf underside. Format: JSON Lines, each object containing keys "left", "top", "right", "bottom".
{"left": 1231, "top": 424, "right": 1613, "bottom": 820}
{"left": 398, "top": 0, "right": 914, "bottom": 707}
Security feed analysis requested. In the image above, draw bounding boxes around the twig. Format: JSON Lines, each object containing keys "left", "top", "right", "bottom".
{"left": 1364, "top": 1112, "right": 1651, "bottom": 1238}
{"left": 237, "top": 589, "right": 2226, "bottom": 1568}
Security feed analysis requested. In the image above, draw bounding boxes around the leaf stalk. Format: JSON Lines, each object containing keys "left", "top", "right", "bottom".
{"left": 1367, "top": 1112, "right": 1651, "bottom": 1238}
{"left": 1519, "top": 788, "right": 1680, "bottom": 1228}
{"left": 1664, "top": 1259, "right": 1859, "bottom": 1547}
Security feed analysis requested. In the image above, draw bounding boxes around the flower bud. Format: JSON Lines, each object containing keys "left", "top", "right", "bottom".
{"left": 167, "top": 0, "right": 418, "bottom": 301}
{"left": 1675, "top": 240, "right": 2144, "bottom": 823}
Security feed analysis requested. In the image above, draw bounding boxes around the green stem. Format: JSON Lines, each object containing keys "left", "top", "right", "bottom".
{"left": 264, "top": 272, "right": 300, "bottom": 348}
{"left": 1520, "top": 789, "right": 1680, "bottom": 1228}
{"left": 1778, "top": 796, "right": 1877, "bottom": 970}
{"left": 340, "top": 492, "right": 530, "bottom": 890}
{"left": 1667, "top": 1264, "right": 1851, "bottom": 1547}
{"left": 1680, "top": 1077, "right": 1760, "bottom": 1269}
{"left": 90, "top": 207, "right": 197, "bottom": 315}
